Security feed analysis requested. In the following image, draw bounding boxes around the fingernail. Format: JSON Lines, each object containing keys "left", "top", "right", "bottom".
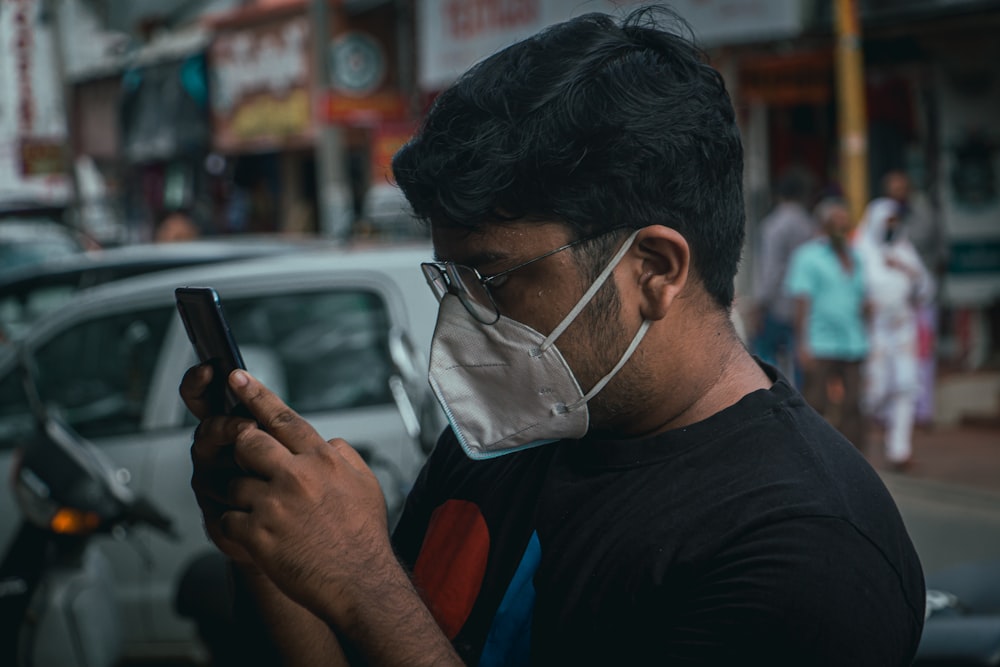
{"left": 231, "top": 370, "right": 249, "bottom": 387}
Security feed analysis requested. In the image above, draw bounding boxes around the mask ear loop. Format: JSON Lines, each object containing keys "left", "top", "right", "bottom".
{"left": 560, "top": 319, "right": 651, "bottom": 413}
{"left": 530, "top": 227, "right": 651, "bottom": 415}
{"left": 534, "top": 228, "right": 642, "bottom": 357}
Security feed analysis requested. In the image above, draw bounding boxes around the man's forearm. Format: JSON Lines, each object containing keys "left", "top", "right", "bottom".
{"left": 315, "top": 555, "right": 463, "bottom": 667}
{"left": 231, "top": 562, "right": 349, "bottom": 666}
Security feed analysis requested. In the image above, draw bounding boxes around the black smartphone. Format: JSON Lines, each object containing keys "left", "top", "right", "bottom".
{"left": 175, "top": 286, "right": 251, "bottom": 418}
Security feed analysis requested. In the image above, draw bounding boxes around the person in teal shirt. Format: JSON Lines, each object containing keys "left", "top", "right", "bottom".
{"left": 785, "top": 197, "right": 869, "bottom": 451}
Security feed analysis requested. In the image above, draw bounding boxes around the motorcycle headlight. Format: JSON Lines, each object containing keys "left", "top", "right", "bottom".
{"left": 49, "top": 507, "right": 101, "bottom": 535}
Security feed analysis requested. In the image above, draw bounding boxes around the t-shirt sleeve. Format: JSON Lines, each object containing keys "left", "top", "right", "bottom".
{"left": 655, "top": 516, "right": 925, "bottom": 666}
{"left": 783, "top": 246, "right": 814, "bottom": 299}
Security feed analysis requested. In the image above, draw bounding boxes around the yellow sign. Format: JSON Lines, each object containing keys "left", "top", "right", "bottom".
{"left": 229, "top": 89, "right": 311, "bottom": 142}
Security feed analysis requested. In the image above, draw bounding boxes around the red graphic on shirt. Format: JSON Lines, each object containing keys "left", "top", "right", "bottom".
{"left": 411, "top": 499, "right": 490, "bottom": 639}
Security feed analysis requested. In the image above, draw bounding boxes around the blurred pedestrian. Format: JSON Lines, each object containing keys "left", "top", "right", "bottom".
{"left": 856, "top": 197, "right": 934, "bottom": 470}
{"left": 154, "top": 208, "right": 201, "bottom": 243}
{"left": 786, "top": 197, "right": 870, "bottom": 450}
{"left": 883, "top": 170, "right": 947, "bottom": 425}
{"left": 750, "top": 166, "right": 817, "bottom": 385}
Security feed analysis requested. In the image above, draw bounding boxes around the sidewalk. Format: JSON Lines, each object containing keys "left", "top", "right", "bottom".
{"left": 866, "top": 422, "right": 1000, "bottom": 496}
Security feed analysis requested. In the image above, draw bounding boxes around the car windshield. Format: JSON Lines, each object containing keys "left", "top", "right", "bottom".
{"left": 0, "top": 238, "right": 80, "bottom": 272}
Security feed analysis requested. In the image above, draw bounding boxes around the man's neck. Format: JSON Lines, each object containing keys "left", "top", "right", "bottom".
{"left": 622, "top": 322, "right": 771, "bottom": 438}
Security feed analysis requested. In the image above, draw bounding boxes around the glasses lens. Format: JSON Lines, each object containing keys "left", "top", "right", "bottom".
{"left": 448, "top": 264, "right": 499, "bottom": 324}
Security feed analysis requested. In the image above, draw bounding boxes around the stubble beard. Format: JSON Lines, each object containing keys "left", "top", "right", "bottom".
{"left": 575, "top": 279, "right": 651, "bottom": 432}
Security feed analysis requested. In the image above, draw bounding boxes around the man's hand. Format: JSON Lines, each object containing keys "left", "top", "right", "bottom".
{"left": 181, "top": 363, "right": 258, "bottom": 565}
{"left": 181, "top": 366, "right": 461, "bottom": 666}
{"left": 212, "top": 369, "right": 395, "bottom": 626}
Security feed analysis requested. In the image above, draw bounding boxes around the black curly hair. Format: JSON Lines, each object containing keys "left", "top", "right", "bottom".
{"left": 392, "top": 7, "right": 745, "bottom": 309}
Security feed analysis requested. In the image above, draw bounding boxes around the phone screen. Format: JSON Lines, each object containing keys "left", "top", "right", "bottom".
{"left": 175, "top": 287, "right": 250, "bottom": 417}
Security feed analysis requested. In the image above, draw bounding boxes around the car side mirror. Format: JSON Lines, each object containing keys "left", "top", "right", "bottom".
{"left": 387, "top": 328, "right": 440, "bottom": 454}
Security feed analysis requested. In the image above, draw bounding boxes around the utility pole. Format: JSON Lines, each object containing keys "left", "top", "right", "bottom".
{"left": 834, "top": 0, "right": 869, "bottom": 225}
{"left": 310, "top": 0, "right": 351, "bottom": 240}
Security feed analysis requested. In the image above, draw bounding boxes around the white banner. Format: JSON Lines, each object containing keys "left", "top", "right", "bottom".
{"left": 417, "top": 0, "right": 805, "bottom": 91}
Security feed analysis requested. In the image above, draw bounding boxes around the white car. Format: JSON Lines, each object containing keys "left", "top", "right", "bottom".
{"left": 0, "top": 243, "right": 443, "bottom": 662}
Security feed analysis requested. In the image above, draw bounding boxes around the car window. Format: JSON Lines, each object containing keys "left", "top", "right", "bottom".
{"left": 0, "top": 370, "right": 33, "bottom": 451}
{"left": 0, "top": 284, "right": 78, "bottom": 341}
{"left": 0, "top": 306, "right": 175, "bottom": 449}
{"left": 223, "top": 289, "right": 395, "bottom": 414}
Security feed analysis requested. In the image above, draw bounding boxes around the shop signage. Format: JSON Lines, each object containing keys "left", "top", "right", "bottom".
{"left": 949, "top": 240, "right": 1000, "bottom": 275}
{"left": 417, "top": 0, "right": 807, "bottom": 91}
{"left": 321, "top": 90, "right": 407, "bottom": 126}
{"left": 321, "top": 20, "right": 405, "bottom": 125}
{"left": 210, "top": 17, "right": 313, "bottom": 150}
{"left": 19, "top": 138, "right": 66, "bottom": 177}
{"left": 329, "top": 32, "right": 386, "bottom": 96}
{"left": 740, "top": 51, "right": 833, "bottom": 106}
{"left": 370, "top": 121, "right": 416, "bottom": 183}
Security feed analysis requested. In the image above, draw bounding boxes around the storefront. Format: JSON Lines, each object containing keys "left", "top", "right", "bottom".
{"left": 862, "top": 2, "right": 1000, "bottom": 368}
{"left": 71, "top": 75, "right": 124, "bottom": 243}
{"left": 208, "top": 0, "right": 410, "bottom": 238}
{"left": 118, "top": 47, "right": 215, "bottom": 239}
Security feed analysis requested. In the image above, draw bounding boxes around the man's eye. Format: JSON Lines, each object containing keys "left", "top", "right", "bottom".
{"left": 486, "top": 274, "right": 510, "bottom": 289}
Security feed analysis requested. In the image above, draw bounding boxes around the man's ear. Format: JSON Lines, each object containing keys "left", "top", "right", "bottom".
{"left": 631, "top": 225, "right": 690, "bottom": 321}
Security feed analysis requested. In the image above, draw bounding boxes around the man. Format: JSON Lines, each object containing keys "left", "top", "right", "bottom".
{"left": 751, "top": 166, "right": 817, "bottom": 385}
{"left": 182, "top": 9, "right": 924, "bottom": 665}
{"left": 786, "top": 197, "right": 870, "bottom": 452}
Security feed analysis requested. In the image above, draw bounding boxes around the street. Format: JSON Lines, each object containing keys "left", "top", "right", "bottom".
{"left": 886, "top": 474, "right": 1000, "bottom": 575}
{"left": 876, "top": 423, "right": 1000, "bottom": 575}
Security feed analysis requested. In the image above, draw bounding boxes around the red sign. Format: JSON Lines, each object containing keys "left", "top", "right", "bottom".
{"left": 370, "top": 121, "right": 416, "bottom": 183}
{"left": 321, "top": 90, "right": 408, "bottom": 126}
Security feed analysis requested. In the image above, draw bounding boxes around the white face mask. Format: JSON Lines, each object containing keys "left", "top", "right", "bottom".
{"left": 427, "top": 229, "right": 651, "bottom": 460}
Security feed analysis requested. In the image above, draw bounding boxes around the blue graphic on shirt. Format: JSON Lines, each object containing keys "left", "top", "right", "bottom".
{"left": 479, "top": 531, "right": 540, "bottom": 667}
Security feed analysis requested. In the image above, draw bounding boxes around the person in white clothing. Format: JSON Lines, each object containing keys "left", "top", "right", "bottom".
{"left": 855, "top": 197, "right": 934, "bottom": 470}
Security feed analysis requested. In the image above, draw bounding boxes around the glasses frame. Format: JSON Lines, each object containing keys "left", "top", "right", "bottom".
{"left": 421, "top": 226, "right": 630, "bottom": 325}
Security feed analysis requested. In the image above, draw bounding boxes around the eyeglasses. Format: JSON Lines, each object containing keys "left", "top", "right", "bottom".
{"left": 421, "top": 227, "right": 628, "bottom": 325}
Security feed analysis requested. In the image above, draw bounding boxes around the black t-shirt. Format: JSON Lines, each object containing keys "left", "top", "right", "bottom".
{"left": 392, "top": 372, "right": 925, "bottom": 666}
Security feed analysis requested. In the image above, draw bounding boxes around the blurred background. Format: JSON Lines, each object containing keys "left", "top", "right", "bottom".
{"left": 0, "top": 1, "right": 999, "bottom": 664}
{"left": 2, "top": 0, "right": 998, "bottom": 376}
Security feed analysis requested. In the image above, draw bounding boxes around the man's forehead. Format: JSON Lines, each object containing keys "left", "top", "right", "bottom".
{"left": 430, "top": 221, "right": 570, "bottom": 265}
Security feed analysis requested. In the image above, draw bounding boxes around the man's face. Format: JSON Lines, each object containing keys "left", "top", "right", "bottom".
{"left": 886, "top": 173, "right": 910, "bottom": 202}
{"left": 824, "top": 206, "right": 851, "bottom": 242}
{"left": 430, "top": 221, "right": 638, "bottom": 426}
{"left": 156, "top": 214, "right": 199, "bottom": 243}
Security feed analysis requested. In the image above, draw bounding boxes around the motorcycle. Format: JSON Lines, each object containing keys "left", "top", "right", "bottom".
{"left": 0, "top": 350, "right": 175, "bottom": 667}
{"left": 916, "top": 560, "right": 1000, "bottom": 666}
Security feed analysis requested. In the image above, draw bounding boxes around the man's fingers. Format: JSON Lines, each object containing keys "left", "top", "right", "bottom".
{"left": 228, "top": 475, "right": 270, "bottom": 511}
{"left": 179, "top": 363, "right": 215, "bottom": 421}
{"left": 228, "top": 370, "right": 322, "bottom": 454}
{"left": 191, "top": 463, "right": 243, "bottom": 506}
{"left": 191, "top": 416, "right": 256, "bottom": 467}
{"left": 327, "top": 438, "right": 369, "bottom": 474}
{"left": 219, "top": 509, "right": 252, "bottom": 546}
{"left": 232, "top": 427, "right": 292, "bottom": 479}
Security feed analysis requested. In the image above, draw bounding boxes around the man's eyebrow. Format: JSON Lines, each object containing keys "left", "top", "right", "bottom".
{"left": 433, "top": 249, "right": 511, "bottom": 269}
